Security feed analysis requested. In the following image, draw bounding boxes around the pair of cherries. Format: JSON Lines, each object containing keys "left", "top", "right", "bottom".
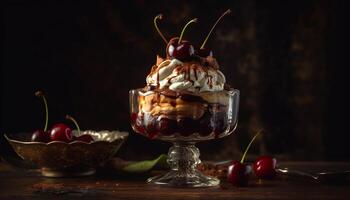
{"left": 227, "top": 155, "right": 277, "bottom": 187}
{"left": 227, "top": 132, "right": 277, "bottom": 186}
{"left": 31, "top": 121, "right": 94, "bottom": 143}
{"left": 30, "top": 91, "right": 94, "bottom": 143}
{"left": 154, "top": 9, "right": 231, "bottom": 61}
{"left": 31, "top": 123, "right": 72, "bottom": 143}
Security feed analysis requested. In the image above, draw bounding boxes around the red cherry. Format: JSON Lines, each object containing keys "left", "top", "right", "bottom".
{"left": 130, "top": 112, "right": 138, "bottom": 123}
{"left": 50, "top": 123, "right": 72, "bottom": 142}
{"left": 31, "top": 130, "right": 50, "bottom": 142}
{"left": 226, "top": 131, "right": 262, "bottom": 186}
{"left": 167, "top": 38, "right": 194, "bottom": 61}
{"left": 131, "top": 113, "right": 146, "bottom": 134}
{"left": 196, "top": 48, "right": 213, "bottom": 57}
{"left": 74, "top": 134, "right": 94, "bottom": 143}
{"left": 32, "top": 91, "right": 50, "bottom": 143}
{"left": 166, "top": 18, "right": 197, "bottom": 61}
{"left": 253, "top": 155, "right": 277, "bottom": 179}
{"left": 156, "top": 118, "right": 177, "bottom": 136}
{"left": 227, "top": 161, "right": 252, "bottom": 186}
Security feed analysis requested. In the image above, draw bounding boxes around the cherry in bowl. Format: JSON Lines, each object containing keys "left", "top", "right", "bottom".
{"left": 31, "top": 130, "right": 50, "bottom": 143}
{"left": 74, "top": 134, "right": 94, "bottom": 143}
{"left": 50, "top": 123, "right": 72, "bottom": 143}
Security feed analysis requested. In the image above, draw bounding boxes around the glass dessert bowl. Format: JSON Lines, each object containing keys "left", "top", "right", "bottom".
{"left": 130, "top": 89, "right": 239, "bottom": 187}
{"left": 129, "top": 9, "right": 238, "bottom": 187}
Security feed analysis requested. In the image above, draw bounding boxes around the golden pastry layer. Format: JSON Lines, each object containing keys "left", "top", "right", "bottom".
{"left": 139, "top": 92, "right": 206, "bottom": 120}
{"left": 138, "top": 90, "right": 230, "bottom": 120}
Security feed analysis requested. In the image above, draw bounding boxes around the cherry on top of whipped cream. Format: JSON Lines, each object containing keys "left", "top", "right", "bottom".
{"left": 153, "top": 9, "right": 231, "bottom": 60}
{"left": 196, "top": 48, "right": 213, "bottom": 58}
{"left": 167, "top": 37, "right": 195, "bottom": 61}
{"left": 166, "top": 18, "right": 197, "bottom": 61}
{"left": 154, "top": 14, "right": 197, "bottom": 61}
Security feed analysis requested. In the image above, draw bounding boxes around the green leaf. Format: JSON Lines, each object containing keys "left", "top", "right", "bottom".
{"left": 122, "top": 154, "right": 168, "bottom": 173}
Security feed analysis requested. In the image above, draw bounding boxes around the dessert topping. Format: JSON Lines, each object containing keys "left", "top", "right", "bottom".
{"left": 146, "top": 57, "right": 225, "bottom": 93}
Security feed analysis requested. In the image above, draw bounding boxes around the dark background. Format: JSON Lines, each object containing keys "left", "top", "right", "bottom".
{"left": 1, "top": 0, "right": 346, "bottom": 161}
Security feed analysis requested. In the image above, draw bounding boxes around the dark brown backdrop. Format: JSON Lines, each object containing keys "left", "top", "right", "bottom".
{"left": 1, "top": 0, "right": 346, "bottom": 161}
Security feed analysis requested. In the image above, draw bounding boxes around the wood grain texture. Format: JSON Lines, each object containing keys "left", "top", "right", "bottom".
{"left": 1, "top": 162, "right": 349, "bottom": 200}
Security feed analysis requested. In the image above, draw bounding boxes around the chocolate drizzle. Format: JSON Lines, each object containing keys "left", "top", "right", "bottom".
{"left": 156, "top": 71, "right": 160, "bottom": 105}
{"left": 176, "top": 63, "right": 202, "bottom": 86}
{"left": 193, "top": 65, "right": 198, "bottom": 80}
{"left": 167, "top": 75, "right": 177, "bottom": 85}
{"left": 156, "top": 71, "right": 160, "bottom": 89}
{"left": 177, "top": 64, "right": 192, "bottom": 85}
{"left": 207, "top": 75, "right": 213, "bottom": 89}
{"left": 145, "top": 54, "right": 226, "bottom": 94}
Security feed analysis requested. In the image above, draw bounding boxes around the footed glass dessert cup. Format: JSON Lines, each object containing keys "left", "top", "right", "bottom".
{"left": 129, "top": 88, "right": 239, "bottom": 187}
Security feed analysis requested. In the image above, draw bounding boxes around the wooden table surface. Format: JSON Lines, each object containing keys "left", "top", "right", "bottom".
{"left": 0, "top": 161, "right": 349, "bottom": 200}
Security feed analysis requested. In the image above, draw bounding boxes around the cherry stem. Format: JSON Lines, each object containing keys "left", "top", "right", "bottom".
{"left": 240, "top": 130, "right": 262, "bottom": 163}
{"left": 154, "top": 14, "right": 168, "bottom": 44}
{"left": 178, "top": 18, "right": 198, "bottom": 45}
{"left": 35, "top": 91, "right": 48, "bottom": 132}
{"left": 66, "top": 115, "right": 81, "bottom": 134}
{"left": 200, "top": 9, "right": 231, "bottom": 49}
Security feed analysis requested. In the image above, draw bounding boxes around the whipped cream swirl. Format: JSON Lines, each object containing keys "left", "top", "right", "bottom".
{"left": 146, "top": 59, "right": 226, "bottom": 92}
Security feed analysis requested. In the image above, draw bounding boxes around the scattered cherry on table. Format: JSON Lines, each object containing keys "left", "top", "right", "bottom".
{"left": 227, "top": 131, "right": 261, "bottom": 186}
{"left": 227, "top": 161, "right": 252, "bottom": 186}
{"left": 253, "top": 155, "right": 277, "bottom": 179}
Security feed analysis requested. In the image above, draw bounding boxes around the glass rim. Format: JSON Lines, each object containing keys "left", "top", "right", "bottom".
{"left": 129, "top": 88, "right": 239, "bottom": 95}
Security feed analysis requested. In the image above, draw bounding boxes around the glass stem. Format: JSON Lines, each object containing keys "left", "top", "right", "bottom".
{"left": 167, "top": 142, "right": 200, "bottom": 173}
{"left": 147, "top": 141, "right": 219, "bottom": 187}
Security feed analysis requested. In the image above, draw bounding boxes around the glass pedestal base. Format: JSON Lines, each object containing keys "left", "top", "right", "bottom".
{"left": 147, "top": 169, "right": 219, "bottom": 187}
{"left": 147, "top": 142, "right": 220, "bottom": 187}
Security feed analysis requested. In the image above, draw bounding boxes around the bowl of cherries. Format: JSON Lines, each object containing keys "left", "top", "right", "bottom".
{"left": 5, "top": 91, "right": 128, "bottom": 177}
